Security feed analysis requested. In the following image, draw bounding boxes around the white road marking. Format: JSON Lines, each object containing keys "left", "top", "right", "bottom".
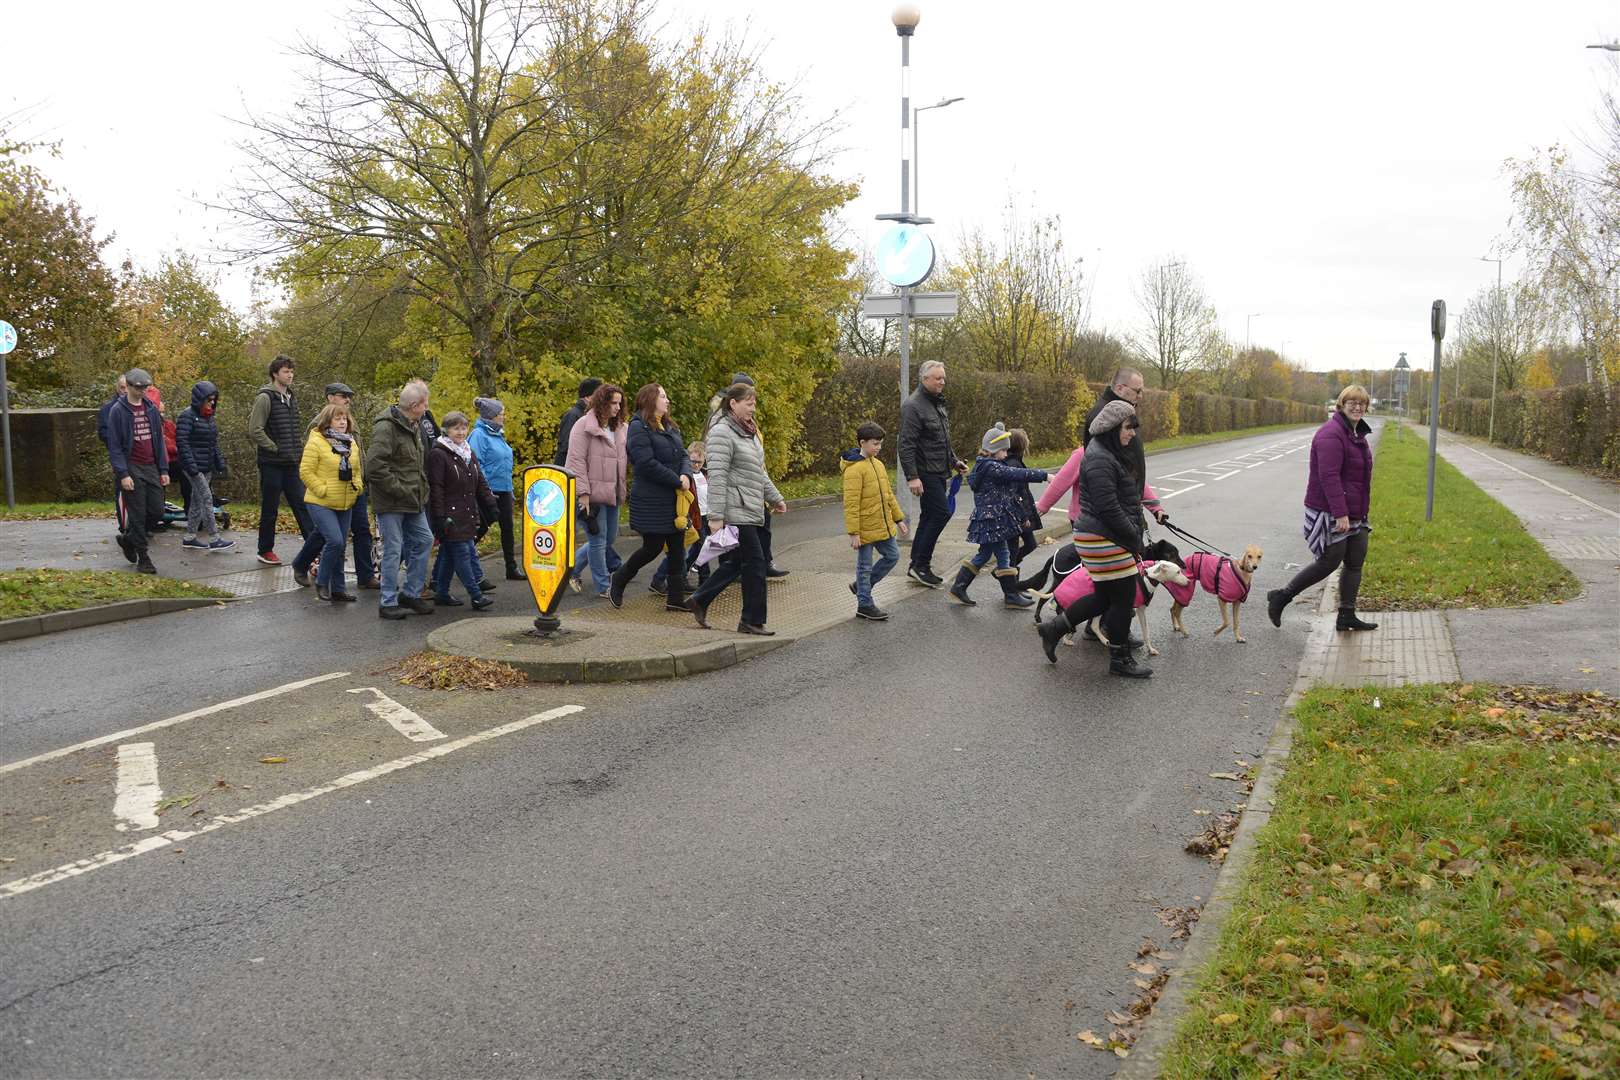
{"left": 0, "top": 672, "right": 352, "bottom": 776}
{"left": 347, "top": 687, "right": 446, "bottom": 742}
{"left": 112, "top": 743, "right": 162, "bottom": 832}
{"left": 1448, "top": 439, "right": 1620, "bottom": 520}
{"left": 1157, "top": 483, "right": 1205, "bottom": 500}
{"left": 1208, "top": 470, "right": 1241, "bottom": 481}
{"left": 0, "top": 705, "right": 585, "bottom": 901}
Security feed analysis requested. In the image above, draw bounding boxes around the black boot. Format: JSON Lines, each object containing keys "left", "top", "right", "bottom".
{"left": 1267, "top": 588, "right": 1288, "bottom": 628}
{"left": 994, "top": 568, "right": 1034, "bottom": 609}
{"left": 1336, "top": 608, "right": 1378, "bottom": 631}
{"left": 1038, "top": 611, "right": 1072, "bottom": 664}
{"left": 948, "top": 563, "right": 978, "bottom": 606}
{"left": 1109, "top": 643, "right": 1153, "bottom": 678}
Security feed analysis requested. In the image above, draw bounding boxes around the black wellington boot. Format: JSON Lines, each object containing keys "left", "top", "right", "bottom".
{"left": 995, "top": 567, "right": 1034, "bottom": 609}
{"left": 1267, "top": 588, "right": 1288, "bottom": 628}
{"left": 1038, "top": 611, "right": 1072, "bottom": 664}
{"left": 947, "top": 563, "right": 978, "bottom": 606}
{"left": 1108, "top": 643, "right": 1153, "bottom": 679}
{"left": 1336, "top": 608, "right": 1378, "bottom": 631}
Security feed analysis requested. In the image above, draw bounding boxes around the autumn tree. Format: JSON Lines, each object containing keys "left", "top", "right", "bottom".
{"left": 1129, "top": 258, "right": 1220, "bottom": 391}
{"left": 231, "top": 0, "right": 843, "bottom": 403}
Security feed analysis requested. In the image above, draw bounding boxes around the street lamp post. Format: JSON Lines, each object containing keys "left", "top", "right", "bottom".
{"left": 891, "top": 3, "right": 922, "bottom": 523}
{"left": 1246, "top": 312, "right": 1262, "bottom": 351}
{"left": 913, "top": 96, "right": 962, "bottom": 216}
{"left": 1481, "top": 255, "right": 1503, "bottom": 442}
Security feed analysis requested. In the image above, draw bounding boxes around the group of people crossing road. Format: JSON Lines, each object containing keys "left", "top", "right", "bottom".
{"left": 99, "top": 358, "right": 1380, "bottom": 661}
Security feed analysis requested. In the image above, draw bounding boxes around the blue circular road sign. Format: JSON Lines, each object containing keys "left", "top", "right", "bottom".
{"left": 0, "top": 321, "right": 16, "bottom": 355}
{"left": 875, "top": 225, "right": 936, "bottom": 288}
{"left": 526, "top": 477, "right": 566, "bottom": 527}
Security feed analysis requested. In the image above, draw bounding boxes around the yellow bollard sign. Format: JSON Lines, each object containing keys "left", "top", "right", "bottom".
{"left": 521, "top": 464, "right": 576, "bottom": 632}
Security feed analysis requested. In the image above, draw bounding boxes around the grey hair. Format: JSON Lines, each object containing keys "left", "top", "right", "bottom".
{"left": 919, "top": 360, "right": 945, "bottom": 379}
{"left": 1110, "top": 366, "right": 1143, "bottom": 389}
{"left": 441, "top": 411, "right": 470, "bottom": 430}
{"left": 398, "top": 379, "right": 430, "bottom": 407}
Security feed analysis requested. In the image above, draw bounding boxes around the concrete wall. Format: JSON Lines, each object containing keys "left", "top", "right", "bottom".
{"left": 7, "top": 408, "right": 98, "bottom": 501}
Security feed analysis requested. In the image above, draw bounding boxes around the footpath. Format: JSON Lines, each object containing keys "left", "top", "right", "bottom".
{"left": 1121, "top": 430, "right": 1620, "bottom": 1076}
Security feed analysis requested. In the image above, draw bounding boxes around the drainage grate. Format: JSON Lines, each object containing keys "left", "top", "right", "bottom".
{"left": 199, "top": 566, "right": 305, "bottom": 598}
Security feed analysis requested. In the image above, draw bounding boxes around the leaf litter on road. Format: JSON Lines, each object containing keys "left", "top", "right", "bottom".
{"left": 388, "top": 651, "right": 528, "bottom": 691}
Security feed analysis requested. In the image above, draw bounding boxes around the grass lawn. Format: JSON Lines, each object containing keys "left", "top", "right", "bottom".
{"left": 1358, "top": 424, "right": 1580, "bottom": 610}
{"left": 0, "top": 501, "right": 109, "bottom": 520}
{"left": 1160, "top": 683, "right": 1620, "bottom": 1078}
{"left": 0, "top": 568, "right": 230, "bottom": 620}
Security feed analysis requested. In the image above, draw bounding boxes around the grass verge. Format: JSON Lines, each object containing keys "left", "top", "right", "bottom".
{"left": 1159, "top": 683, "right": 1620, "bottom": 1078}
{"left": 0, "top": 501, "right": 109, "bottom": 520}
{"left": 0, "top": 568, "right": 230, "bottom": 620}
{"left": 1357, "top": 424, "right": 1580, "bottom": 610}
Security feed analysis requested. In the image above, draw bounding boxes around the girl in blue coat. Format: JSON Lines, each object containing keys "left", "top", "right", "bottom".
{"left": 950, "top": 423, "right": 1048, "bottom": 608}
{"left": 468, "top": 397, "right": 521, "bottom": 580}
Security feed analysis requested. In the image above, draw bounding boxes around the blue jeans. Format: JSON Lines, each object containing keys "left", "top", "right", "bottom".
{"left": 377, "top": 510, "right": 432, "bottom": 607}
{"left": 572, "top": 503, "right": 619, "bottom": 592}
{"left": 855, "top": 536, "right": 901, "bottom": 607}
{"left": 968, "top": 540, "right": 1011, "bottom": 572}
{"left": 303, "top": 505, "right": 353, "bottom": 593}
{"left": 433, "top": 538, "right": 484, "bottom": 601}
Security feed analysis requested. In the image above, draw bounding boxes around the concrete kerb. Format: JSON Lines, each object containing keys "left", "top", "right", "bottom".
{"left": 0, "top": 596, "right": 233, "bottom": 643}
{"left": 430, "top": 517, "right": 1075, "bottom": 684}
{"left": 1117, "top": 576, "right": 1341, "bottom": 1078}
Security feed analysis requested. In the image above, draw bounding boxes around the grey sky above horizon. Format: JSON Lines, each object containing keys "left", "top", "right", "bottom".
{"left": 8, "top": 1, "right": 1616, "bottom": 373}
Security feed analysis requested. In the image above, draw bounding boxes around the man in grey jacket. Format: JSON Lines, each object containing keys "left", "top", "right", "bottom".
{"left": 897, "top": 360, "right": 965, "bottom": 587}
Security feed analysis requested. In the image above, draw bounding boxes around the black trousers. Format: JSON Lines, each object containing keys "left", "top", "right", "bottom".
{"left": 1280, "top": 529, "right": 1370, "bottom": 609}
{"left": 1012, "top": 528, "right": 1039, "bottom": 566}
{"left": 909, "top": 472, "right": 951, "bottom": 572}
{"left": 1059, "top": 575, "right": 1137, "bottom": 645}
{"left": 121, "top": 464, "right": 165, "bottom": 556}
{"left": 493, "top": 491, "right": 517, "bottom": 573}
{"left": 257, "top": 462, "right": 313, "bottom": 557}
{"left": 617, "top": 531, "right": 687, "bottom": 603}
{"left": 690, "top": 523, "right": 767, "bottom": 626}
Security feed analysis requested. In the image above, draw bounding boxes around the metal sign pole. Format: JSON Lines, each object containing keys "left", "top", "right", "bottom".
{"left": 0, "top": 320, "right": 17, "bottom": 509}
{"left": 1427, "top": 300, "right": 1446, "bottom": 523}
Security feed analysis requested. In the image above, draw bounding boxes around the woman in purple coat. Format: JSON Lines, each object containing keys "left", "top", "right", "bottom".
{"left": 1266, "top": 384, "right": 1378, "bottom": 632}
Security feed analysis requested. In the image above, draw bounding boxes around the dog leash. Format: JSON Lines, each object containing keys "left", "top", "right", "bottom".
{"left": 1161, "top": 519, "right": 1233, "bottom": 558}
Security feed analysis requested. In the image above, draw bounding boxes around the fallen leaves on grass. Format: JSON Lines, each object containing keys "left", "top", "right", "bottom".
{"left": 392, "top": 651, "right": 527, "bottom": 691}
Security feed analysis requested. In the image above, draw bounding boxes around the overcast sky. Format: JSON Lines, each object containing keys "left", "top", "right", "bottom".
{"left": 8, "top": 1, "right": 1617, "bottom": 372}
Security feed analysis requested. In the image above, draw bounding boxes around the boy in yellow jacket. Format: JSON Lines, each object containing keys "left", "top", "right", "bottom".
{"left": 841, "top": 422, "right": 908, "bottom": 621}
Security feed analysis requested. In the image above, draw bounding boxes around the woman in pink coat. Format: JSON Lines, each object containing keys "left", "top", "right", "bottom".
{"left": 565, "top": 383, "right": 627, "bottom": 597}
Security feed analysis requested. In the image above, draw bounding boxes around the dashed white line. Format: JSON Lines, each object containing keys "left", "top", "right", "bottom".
{"left": 0, "top": 672, "right": 353, "bottom": 776}
{"left": 1157, "top": 483, "right": 1205, "bottom": 500}
{"left": 0, "top": 705, "right": 585, "bottom": 901}
{"left": 348, "top": 687, "right": 446, "bottom": 742}
{"left": 112, "top": 743, "right": 162, "bottom": 832}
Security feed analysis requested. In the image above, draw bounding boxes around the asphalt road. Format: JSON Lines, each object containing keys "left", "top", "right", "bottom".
{"left": 1, "top": 425, "right": 1333, "bottom": 1077}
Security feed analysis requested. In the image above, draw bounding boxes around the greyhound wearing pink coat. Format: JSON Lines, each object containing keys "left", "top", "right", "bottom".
{"left": 1050, "top": 554, "right": 1191, "bottom": 657}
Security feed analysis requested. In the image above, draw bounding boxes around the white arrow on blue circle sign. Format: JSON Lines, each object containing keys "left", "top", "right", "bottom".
{"left": 0, "top": 321, "right": 16, "bottom": 355}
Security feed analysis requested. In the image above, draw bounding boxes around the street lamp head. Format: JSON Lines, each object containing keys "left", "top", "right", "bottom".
{"left": 892, "top": 3, "right": 921, "bottom": 35}
{"left": 937, "top": 96, "right": 963, "bottom": 107}
{"left": 1587, "top": 42, "right": 1620, "bottom": 51}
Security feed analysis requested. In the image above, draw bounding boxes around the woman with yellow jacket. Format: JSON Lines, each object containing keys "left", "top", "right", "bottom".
{"left": 292, "top": 402, "right": 365, "bottom": 601}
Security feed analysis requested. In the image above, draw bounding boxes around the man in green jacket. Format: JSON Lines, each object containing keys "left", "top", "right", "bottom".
{"left": 366, "top": 380, "right": 435, "bottom": 619}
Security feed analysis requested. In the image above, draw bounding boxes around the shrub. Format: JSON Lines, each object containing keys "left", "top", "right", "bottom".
{"left": 1439, "top": 384, "right": 1620, "bottom": 476}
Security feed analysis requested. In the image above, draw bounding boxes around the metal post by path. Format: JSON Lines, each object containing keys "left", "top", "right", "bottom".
{"left": 0, "top": 320, "right": 17, "bottom": 509}
{"left": 1, "top": 353, "right": 13, "bottom": 508}
{"left": 1428, "top": 300, "right": 1446, "bottom": 522}
{"left": 893, "top": 11, "right": 918, "bottom": 527}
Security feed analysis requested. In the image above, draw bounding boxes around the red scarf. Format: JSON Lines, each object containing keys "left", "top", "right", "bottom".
{"left": 728, "top": 414, "right": 758, "bottom": 439}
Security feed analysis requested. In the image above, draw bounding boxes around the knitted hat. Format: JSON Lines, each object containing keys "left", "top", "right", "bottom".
{"left": 1088, "top": 399, "right": 1136, "bottom": 437}
{"left": 474, "top": 396, "right": 504, "bottom": 420}
{"left": 730, "top": 372, "right": 755, "bottom": 387}
{"left": 980, "top": 421, "right": 1012, "bottom": 454}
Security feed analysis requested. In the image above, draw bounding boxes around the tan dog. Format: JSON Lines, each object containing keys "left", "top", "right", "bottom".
{"left": 1167, "top": 544, "right": 1264, "bottom": 643}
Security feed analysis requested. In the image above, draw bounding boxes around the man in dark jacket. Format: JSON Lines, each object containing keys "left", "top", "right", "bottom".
{"left": 98, "top": 374, "right": 129, "bottom": 529}
{"left": 366, "top": 380, "right": 437, "bottom": 620}
{"left": 1084, "top": 366, "right": 1148, "bottom": 481}
{"left": 174, "top": 380, "right": 234, "bottom": 551}
{"left": 897, "top": 360, "right": 966, "bottom": 587}
{"left": 246, "top": 355, "right": 313, "bottom": 565}
{"left": 105, "top": 368, "right": 170, "bottom": 574}
{"left": 553, "top": 377, "right": 602, "bottom": 466}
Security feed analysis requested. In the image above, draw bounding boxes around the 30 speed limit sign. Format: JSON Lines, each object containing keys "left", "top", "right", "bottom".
{"left": 532, "top": 528, "right": 556, "bottom": 556}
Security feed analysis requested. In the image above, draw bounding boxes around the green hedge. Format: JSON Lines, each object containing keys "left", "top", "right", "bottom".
{"left": 792, "top": 358, "right": 1320, "bottom": 476}
{"left": 1439, "top": 384, "right": 1620, "bottom": 476}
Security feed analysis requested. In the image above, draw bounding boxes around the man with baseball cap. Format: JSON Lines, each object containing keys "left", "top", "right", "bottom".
{"left": 105, "top": 368, "right": 170, "bottom": 574}
{"left": 323, "top": 381, "right": 379, "bottom": 588}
